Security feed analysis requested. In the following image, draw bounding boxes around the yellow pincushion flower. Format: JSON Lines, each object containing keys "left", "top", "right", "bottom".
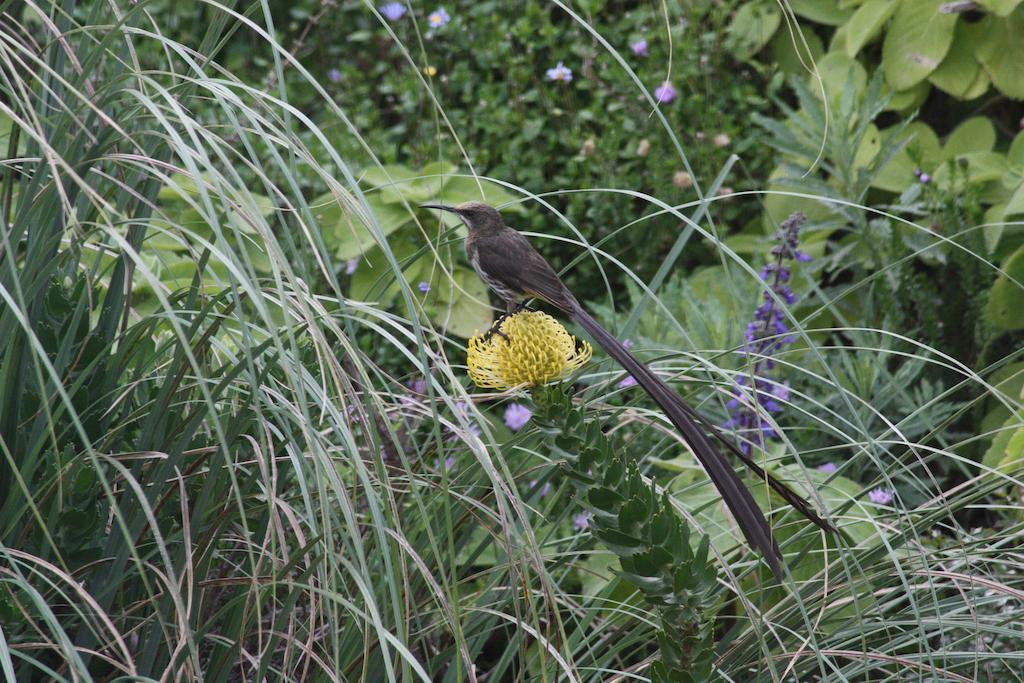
{"left": 467, "top": 311, "right": 592, "bottom": 389}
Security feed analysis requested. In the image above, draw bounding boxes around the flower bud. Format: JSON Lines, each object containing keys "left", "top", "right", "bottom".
{"left": 672, "top": 171, "right": 693, "bottom": 189}
{"left": 636, "top": 138, "right": 651, "bottom": 157}
{"left": 713, "top": 133, "right": 731, "bottom": 147}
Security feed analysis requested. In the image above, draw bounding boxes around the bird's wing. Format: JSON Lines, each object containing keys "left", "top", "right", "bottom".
{"left": 475, "top": 228, "right": 577, "bottom": 311}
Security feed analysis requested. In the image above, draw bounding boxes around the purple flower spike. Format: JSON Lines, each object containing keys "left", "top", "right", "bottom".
{"left": 868, "top": 488, "right": 893, "bottom": 505}
{"left": 654, "top": 82, "right": 677, "bottom": 103}
{"left": 503, "top": 403, "right": 532, "bottom": 431}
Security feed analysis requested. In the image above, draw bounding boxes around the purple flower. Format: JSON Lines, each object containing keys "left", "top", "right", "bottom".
{"left": 407, "top": 377, "right": 427, "bottom": 394}
{"left": 919, "top": 173, "right": 931, "bottom": 184}
{"left": 817, "top": 462, "right": 837, "bottom": 474}
{"left": 540, "top": 482, "right": 551, "bottom": 497}
{"left": 503, "top": 403, "right": 532, "bottom": 431}
{"left": 418, "top": 281, "right": 430, "bottom": 293}
{"left": 868, "top": 488, "right": 893, "bottom": 505}
{"left": 654, "top": 82, "right": 677, "bottom": 103}
{"left": 546, "top": 62, "right": 572, "bottom": 82}
{"left": 622, "top": 338, "right": 633, "bottom": 350}
{"left": 619, "top": 375, "right": 638, "bottom": 388}
{"left": 723, "top": 213, "right": 809, "bottom": 454}
{"left": 574, "top": 511, "right": 592, "bottom": 531}
{"left": 435, "top": 455, "right": 457, "bottom": 472}
{"left": 327, "top": 68, "right": 342, "bottom": 83}
{"left": 631, "top": 39, "right": 648, "bottom": 56}
{"left": 345, "top": 258, "right": 358, "bottom": 275}
{"left": 427, "top": 7, "right": 450, "bottom": 28}
{"left": 379, "top": 2, "right": 406, "bottom": 20}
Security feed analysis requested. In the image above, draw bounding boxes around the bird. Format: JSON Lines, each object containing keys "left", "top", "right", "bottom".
{"left": 421, "top": 200, "right": 834, "bottom": 578}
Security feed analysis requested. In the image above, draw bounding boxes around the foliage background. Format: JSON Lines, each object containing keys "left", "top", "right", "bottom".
{"left": 1, "top": 0, "right": 1023, "bottom": 680}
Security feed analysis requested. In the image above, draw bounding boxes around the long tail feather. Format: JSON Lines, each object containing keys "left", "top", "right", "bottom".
{"left": 570, "top": 304, "right": 785, "bottom": 577}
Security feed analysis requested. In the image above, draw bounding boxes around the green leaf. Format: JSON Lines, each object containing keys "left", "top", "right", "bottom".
{"left": 932, "top": 151, "right": 1010, "bottom": 190}
{"left": 975, "top": 11, "right": 1024, "bottom": 99}
{"left": 360, "top": 164, "right": 432, "bottom": 203}
{"left": 984, "top": 244, "right": 1024, "bottom": 330}
{"left": 788, "top": 0, "right": 854, "bottom": 25}
{"left": 977, "top": 0, "right": 1024, "bottom": 15}
{"left": 771, "top": 23, "right": 825, "bottom": 75}
{"left": 1005, "top": 182, "right": 1024, "bottom": 218}
{"left": 928, "top": 21, "right": 985, "bottom": 98}
{"left": 983, "top": 412, "right": 1024, "bottom": 469}
{"left": 317, "top": 192, "right": 415, "bottom": 260}
{"left": 845, "top": 0, "right": 898, "bottom": 57}
{"left": 942, "top": 117, "right": 997, "bottom": 160}
{"left": 882, "top": 0, "right": 958, "bottom": 90}
{"left": 1009, "top": 130, "right": 1024, "bottom": 167}
{"left": 882, "top": 79, "right": 931, "bottom": 112}
{"left": 726, "top": 1, "right": 782, "bottom": 60}
{"left": 812, "top": 51, "right": 868, "bottom": 102}
{"left": 431, "top": 268, "right": 494, "bottom": 338}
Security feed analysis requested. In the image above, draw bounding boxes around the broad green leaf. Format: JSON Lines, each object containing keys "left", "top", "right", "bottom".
{"left": 962, "top": 64, "right": 992, "bottom": 100}
{"left": 1009, "top": 130, "right": 1024, "bottom": 167}
{"left": 882, "top": 79, "right": 931, "bottom": 112}
{"left": 984, "top": 202, "right": 1007, "bottom": 253}
{"left": 348, "top": 236, "right": 420, "bottom": 305}
{"left": 984, "top": 244, "right": 1024, "bottom": 330}
{"left": 360, "top": 164, "right": 434, "bottom": 203}
{"left": 435, "top": 268, "right": 494, "bottom": 338}
{"left": 983, "top": 413, "right": 1024, "bottom": 469}
{"left": 771, "top": 23, "right": 825, "bottom": 75}
{"left": 882, "top": 0, "right": 958, "bottom": 90}
{"left": 812, "top": 51, "right": 868, "bottom": 102}
{"left": 434, "top": 175, "right": 521, "bottom": 209}
{"left": 977, "top": 0, "right": 1024, "bottom": 15}
{"left": 976, "top": 11, "right": 1024, "bottom": 99}
{"left": 872, "top": 122, "right": 942, "bottom": 192}
{"left": 942, "top": 117, "right": 996, "bottom": 159}
{"left": 789, "top": 0, "right": 854, "bottom": 25}
{"left": 316, "top": 192, "right": 415, "bottom": 260}
{"left": 845, "top": 0, "right": 898, "bottom": 57}
{"left": 1004, "top": 182, "right": 1024, "bottom": 218}
{"left": 762, "top": 166, "right": 836, "bottom": 233}
{"left": 929, "top": 21, "right": 984, "bottom": 98}
{"left": 932, "top": 151, "right": 1010, "bottom": 189}
{"left": 726, "top": 1, "right": 782, "bottom": 60}
{"left": 410, "top": 160, "right": 458, "bottom": 199}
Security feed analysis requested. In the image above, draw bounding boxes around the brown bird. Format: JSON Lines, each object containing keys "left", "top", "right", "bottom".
{"left": 422, "top": 201, "right": 834, "bottom": 577}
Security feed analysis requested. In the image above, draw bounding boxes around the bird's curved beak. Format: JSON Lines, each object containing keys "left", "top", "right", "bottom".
{"left": 420, "top": 203, "right": 458, "bottom": 214}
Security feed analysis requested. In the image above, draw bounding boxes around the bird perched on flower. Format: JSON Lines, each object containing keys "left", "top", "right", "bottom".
{"left": 421, "top": 201, "right": 834, "bottom": 578}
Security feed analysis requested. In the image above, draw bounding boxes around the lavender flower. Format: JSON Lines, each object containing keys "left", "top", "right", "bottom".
{"left": 631, "top": 39, "right": 648, "bottom": 56}
{"left": 427, "top": 7, "right": 450, "bottom": 28}
{"left": 817, "top": 462, "right": 837, "bottom": 474}
{"left": 868, "top": 488, "right": 893, "bottom": 505}
{"left": 435, "top": 455, "right": 457, "bottom": 472}
{"left": 418, "top": 281, "right": 430, "bottom": 293}
{"left": 574, "top": 511, "right": 592, "bottom": 531}
{"left": 504, "top": 403, "right": 532, "bottom": 431}
{"left": 654, "top": 82, "right": 677, "bottom": 103}
{"left": 724, "top": 213, "right": 809, "bottom": 454}
{"left": 546, "top": 62, "right": 572, "bottom": 82}
{"left": 345, "top": 258, "right": 358, "bottom": 275}
{"left": 622, "top": 338, "right": 633, "bottom": 350}
{"left": 327, "top": 68, "right": 342, "bottom": 83}
{"left": 619, "top": 375, "right": 638, "bottom": 388}
{"left": 408, "top": 377, "right": 427, "bottom": 394}
{"left": 379, "top": 2, "right": 406, "bottom": 20}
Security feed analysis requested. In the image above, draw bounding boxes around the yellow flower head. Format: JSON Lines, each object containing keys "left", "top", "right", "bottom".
{"left": 467, "top": 311, "right": 592, "bottom": 389}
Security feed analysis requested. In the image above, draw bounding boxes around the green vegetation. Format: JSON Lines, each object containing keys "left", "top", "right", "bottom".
{"left": 1, "top": 1, "right": 1022, "bottom": 680}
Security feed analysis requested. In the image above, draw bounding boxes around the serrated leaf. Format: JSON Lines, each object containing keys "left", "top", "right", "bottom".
{"left": 845, "top": 0, "right": 898, "bottom": 57}
{"left": 882, "top": 0, "right": 958, "bottom": 90}
{"left": 726, "top": 1, "right": 782, "bottom": 60}
{"left": 984, "top": 244, "right": 1024, "bottom": 330}
{"left": 975, "top": 12, "right": 1024, "bottom": 99}
{"left": 812, "top": 51, "right": 868, "bottom": 102}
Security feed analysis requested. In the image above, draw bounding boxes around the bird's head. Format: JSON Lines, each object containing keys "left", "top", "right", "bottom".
{"left": 421, "top": 201, "right": 504, "bottom": 232}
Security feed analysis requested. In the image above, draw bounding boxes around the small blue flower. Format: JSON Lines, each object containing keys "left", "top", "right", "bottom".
{"left": 618, "top": 375, "right": 638, "bottom": 388}
{"left": 379, "top": 2, "right": 406, "bottom": 20}
{"left": 503, "top": 403, "right": 532, "bottom": 431}
{"left": 574, "top": 511, "right": 592, "bottom": 531}
{"left": 418, "top": 281, "right": 430, "bottom": 293}
{"left": 427, "top": 7, "right": 450, "bottom": 28}
{"left": 622, "top": 338, "right": 633, "bottom": 349}
{"left": 868, "top": 488, "right": 893, "bottom": 505}
{"left": 631, "top": 39, "right": 648, "bottom": 56}
{"left": 327, "top": 68, "right": 342, "bottom": 83}
{"left": 345, "top": 258, "right": 358, "bottom": 275}
{"left": 654, "top": 82, "right": 677, "bottom": 103}
{"left": 817, "top": 462, "right": 837, "bottom": 474}
{"left": 545, "top": 62, "right": 573, "bottom": 82}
